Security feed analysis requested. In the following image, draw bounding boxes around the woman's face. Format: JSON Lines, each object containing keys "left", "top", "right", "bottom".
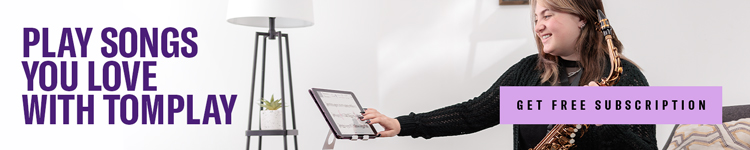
{"left": 534, "top": 2, "right": 584, "bottom": 60}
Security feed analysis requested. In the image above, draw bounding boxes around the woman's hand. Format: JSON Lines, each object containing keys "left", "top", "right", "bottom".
{"left": 361, "top": 108, "right": 401, "bottom": 137}
{"left": 584, "top": 81, "right": 599, "bottom": 86}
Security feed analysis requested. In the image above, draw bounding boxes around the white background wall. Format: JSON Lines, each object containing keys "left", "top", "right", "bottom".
{"left": 1, "top": 0, "right": 748, "bottom": 149}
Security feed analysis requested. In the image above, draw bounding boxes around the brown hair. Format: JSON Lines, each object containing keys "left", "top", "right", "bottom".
{"left": 531, "top": 0, "right": 628, "bottom": 85}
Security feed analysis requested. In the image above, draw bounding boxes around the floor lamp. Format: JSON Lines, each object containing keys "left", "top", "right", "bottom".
{"left": 226, "top": 0, "right": 314, "bottom": 150}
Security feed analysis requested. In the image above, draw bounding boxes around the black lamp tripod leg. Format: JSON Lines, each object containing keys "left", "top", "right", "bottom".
{"left": 284, "top": 34, "right": 299, "bottom": 150}
{"left": 277, "top": 32, "right": 288, "bottom": 150}
{"left": 245, "top": 32, "right": 263, "bottom": 150}
{"left": 258, "top": 33, "right": 268, "bottom": 150}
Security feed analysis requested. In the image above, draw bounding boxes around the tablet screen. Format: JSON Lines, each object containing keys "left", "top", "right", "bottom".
{"left": 316, "top": 91, "right": 375, "bottom": 135}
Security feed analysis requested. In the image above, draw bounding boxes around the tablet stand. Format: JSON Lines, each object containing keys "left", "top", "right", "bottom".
{"left": 244, "top": 23, "right": 299, "bottom": 150}
{"left": 321, "top": 130, "right": 336, "bottom": 150}
{"left": 322, "top": 130, "right": 371, "bottom": 150}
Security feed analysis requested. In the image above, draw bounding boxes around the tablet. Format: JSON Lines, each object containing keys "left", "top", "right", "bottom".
{"left": 309, "top": 88, "right": 377, "bottom": 139}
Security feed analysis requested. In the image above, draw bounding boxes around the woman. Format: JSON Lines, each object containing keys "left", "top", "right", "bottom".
{"left": 360, "top": 0, "right": 657, "bottom": 149}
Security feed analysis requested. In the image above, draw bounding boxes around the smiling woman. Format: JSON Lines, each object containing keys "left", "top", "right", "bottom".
{"left": 531, "top": 0, "right": 627, "bottom": 86}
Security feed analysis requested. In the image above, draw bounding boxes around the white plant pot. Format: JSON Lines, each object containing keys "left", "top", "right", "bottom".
{"left": 260, "top": 110, "right": 283, "bottom": 130}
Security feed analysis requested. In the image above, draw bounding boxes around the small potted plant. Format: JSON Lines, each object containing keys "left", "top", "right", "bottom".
{"left": 259, "top": 95, "right": 284, "bottom": 130}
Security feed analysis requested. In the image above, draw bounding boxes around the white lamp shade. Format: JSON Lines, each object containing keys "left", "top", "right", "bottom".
{"left": 226, "top": 0, "right": 314, "bottom": 28}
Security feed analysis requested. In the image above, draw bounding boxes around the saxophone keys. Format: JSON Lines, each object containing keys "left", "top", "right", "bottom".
{"left": 558, "top": 136, "right": 571, "bottom": 143}
{"left": 551, "top": 143, "right": 561, "bottom": 150}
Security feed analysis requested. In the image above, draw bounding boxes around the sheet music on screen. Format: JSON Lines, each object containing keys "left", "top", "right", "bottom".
{"left": 317, "top": 91, "right": 374, "bottom": 134}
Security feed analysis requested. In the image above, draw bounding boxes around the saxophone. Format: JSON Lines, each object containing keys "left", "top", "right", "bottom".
{"left": 530, "top": 9, "right": 621, "bottom": 150}
{"left": 531, "top": 124, "right": 589, "bottom": 150}
{"left": 595, "top": 9, "right": 622, "bottom": 86}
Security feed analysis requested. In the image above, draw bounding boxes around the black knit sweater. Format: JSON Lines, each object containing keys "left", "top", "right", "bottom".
{"left": 395, "top": 54, "right": 657, "bottom": 150}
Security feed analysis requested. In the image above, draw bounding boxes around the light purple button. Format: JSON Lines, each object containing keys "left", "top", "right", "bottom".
{"left": 498, "top": 86, "right": 722, "bottom": 124}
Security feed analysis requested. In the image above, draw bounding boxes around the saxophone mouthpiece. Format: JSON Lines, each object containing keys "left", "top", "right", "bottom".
{"left": 597, "top": 9, "right": 612, "bottom": 36}
{"left": 596, "top": 9, "right": 606, "bottom": 22}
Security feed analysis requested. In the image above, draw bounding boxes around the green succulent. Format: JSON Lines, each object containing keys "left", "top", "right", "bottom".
{"left": 259, "top": 95, "right": 284, "bottom": 110}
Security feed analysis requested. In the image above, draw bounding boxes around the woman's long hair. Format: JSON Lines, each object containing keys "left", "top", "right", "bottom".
{"left": 530, "top": 0, "right": 628, "bottom": 85}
